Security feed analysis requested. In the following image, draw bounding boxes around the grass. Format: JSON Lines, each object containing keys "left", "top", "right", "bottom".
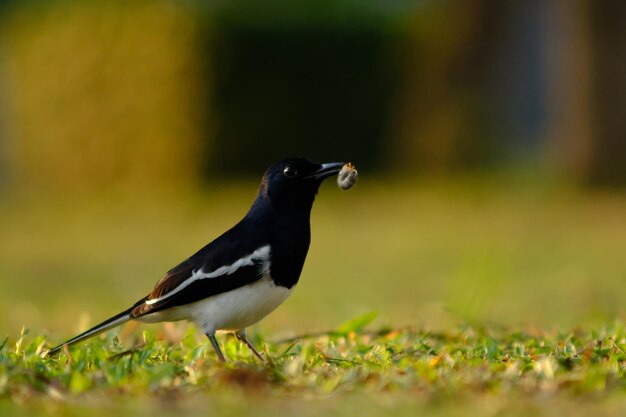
{"left": 2, "top": 176, "right": 626, "bottom": 415}
{"left": 3, "top": 318, "right": 626, "bottom": 416}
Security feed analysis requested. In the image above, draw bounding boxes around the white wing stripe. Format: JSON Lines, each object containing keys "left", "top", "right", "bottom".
{"left": 145, "top": 245, "right": 271, "bottom": 305}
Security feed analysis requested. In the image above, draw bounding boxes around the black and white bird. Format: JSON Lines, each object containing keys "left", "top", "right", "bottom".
{"left": 46, "top": 158, "right": 350, "bottom": 361}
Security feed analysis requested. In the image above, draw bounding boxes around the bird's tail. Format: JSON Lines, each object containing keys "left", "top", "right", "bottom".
{"left": 46, "top": 307, "right": 133, "bottom": 356}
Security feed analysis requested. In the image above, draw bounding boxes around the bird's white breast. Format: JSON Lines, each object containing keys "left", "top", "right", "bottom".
{"left": 138, "top": 275, "right": 293, "bottom": 333}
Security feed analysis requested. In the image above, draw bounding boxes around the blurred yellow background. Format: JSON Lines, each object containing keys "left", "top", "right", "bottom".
{"left": 0, "top": 1, "right": 625, "bottom": 340}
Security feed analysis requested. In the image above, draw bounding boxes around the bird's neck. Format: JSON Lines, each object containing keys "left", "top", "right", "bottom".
{"left": 244, "top": 194, "right": 313, "bottom": 289}
{"left": 247, "top": 191, "right": 315, "bottom": 226}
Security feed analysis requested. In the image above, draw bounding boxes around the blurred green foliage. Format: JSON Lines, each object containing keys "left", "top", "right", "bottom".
{"left": 1, "top": 0, "right": 626, "bottom": 191}
{"left": 1, "top": 1, "right": 206, "bottom": 192}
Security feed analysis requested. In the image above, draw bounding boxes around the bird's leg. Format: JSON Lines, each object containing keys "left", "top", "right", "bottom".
{"left": 206, "top": 333, "right": 226, "bottom": 362}
{"left": 235, "top": 329, "right": 264, "bottom": 361}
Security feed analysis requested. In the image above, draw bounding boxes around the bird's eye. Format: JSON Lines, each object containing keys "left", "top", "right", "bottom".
{"left": 283, "top": 165, "right": 299, "bottom": 178}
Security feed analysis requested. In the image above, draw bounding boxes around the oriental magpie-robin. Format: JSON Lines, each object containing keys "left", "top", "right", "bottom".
{"left": 46, "top": 158, "right": 349, "bottom": 361}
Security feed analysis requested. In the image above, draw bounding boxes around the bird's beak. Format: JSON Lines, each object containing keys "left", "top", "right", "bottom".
{"left": 307, "top": 162, "right": 345, "bottom": 180}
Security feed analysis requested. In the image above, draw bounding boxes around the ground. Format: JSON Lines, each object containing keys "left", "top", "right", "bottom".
{"left": 1, "top": 176, "right": 626, "bottom": 416}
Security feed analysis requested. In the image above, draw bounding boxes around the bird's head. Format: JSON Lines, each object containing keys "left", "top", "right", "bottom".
{"left": 253, "top": 158, "right": 345, "bottom": 214}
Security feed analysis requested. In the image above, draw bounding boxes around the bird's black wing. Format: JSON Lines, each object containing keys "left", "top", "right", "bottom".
{"left": 131, "top": 225, "right": 271, "bottom": 318}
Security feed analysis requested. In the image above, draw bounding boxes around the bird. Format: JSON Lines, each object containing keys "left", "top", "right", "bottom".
{"left": 46, "top": 158, "right": 350, "bottom": 361}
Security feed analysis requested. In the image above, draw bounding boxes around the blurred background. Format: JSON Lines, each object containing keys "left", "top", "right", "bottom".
{"left": 0, "top": 0, "right": 625, "bottom": 340}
